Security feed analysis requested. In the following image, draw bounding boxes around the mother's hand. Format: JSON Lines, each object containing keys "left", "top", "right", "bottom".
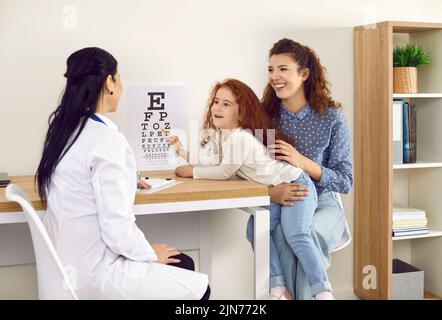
{"left": 269, "top": 183, "right": 309, "bottom": 206}
{"left": 268, "top": 139, "right": 305, "bottom": 169}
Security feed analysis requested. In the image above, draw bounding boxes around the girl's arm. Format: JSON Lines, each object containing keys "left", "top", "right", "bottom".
{"left": 176, "top": 130, "right": 248, "bottom": 180}
{"left": 165, "top": 134, "right": 190, "bottom": 161}
{"left": 176, "top": 145, "right": 190, "bottom": 162}
{"left": 192, "top": 162, "right": 243, "bottom": 180}
{"left": 175, "top": 158, "right": 244, "bottom": 179}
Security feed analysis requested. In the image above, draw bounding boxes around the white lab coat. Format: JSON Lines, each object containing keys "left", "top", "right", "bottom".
{"left": 43, "top": 113, "right": 208, "bottom": 299}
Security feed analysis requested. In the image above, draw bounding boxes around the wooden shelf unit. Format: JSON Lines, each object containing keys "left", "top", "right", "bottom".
{"left": 354, "top": 21, "right": 442, "bottom": 300}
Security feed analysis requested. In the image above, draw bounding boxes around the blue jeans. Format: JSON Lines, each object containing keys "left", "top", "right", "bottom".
{"left": 246, "top": 172, "right": 335, "bottom": 296}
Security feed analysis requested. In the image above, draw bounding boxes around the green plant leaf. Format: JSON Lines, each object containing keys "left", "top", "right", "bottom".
{"left": 393, "top": 43, "right": 431, "bottom": 67}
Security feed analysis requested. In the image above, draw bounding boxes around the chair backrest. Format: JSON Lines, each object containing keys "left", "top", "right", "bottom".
{"left": 5, "top": 184, "right": 79, "bottom": 300}
{"left": 331, "top": 192, "right": 352, "bottom": 253}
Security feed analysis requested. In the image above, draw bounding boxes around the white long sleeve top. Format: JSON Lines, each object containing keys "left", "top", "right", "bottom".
{"left": 192, "top": 128, "right": 303, "bottom": 186}
{"left": 44, "top": 113, "right": 157, "bottom": 291}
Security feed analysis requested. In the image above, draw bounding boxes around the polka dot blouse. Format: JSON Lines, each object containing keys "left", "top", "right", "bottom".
{"left": 278, "top": 103, "right": 353, "bottom": 194}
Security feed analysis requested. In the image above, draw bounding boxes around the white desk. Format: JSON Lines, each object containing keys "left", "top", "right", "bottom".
{"left": 0, "top": 171, "right": 270, "bottom": 300}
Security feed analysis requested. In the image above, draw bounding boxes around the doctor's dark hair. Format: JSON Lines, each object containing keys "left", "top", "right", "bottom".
{"left": 262, "top": 38, "right": 341, "bottom": 121}
{"left": 35, "top": 47, "right": 118, "bottom": 202}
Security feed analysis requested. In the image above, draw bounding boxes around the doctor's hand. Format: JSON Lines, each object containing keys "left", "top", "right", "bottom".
{"left": 175, "top": 165, "right": 194, "bottom": 178}
{"left": 137, "top": 179, "right": 151, "bottom": 190}
{"left": 269, "top": 183, "right": 309, "bottom": 206}
{"left": 152, "top": 243, "right": 181, "bottom": 264}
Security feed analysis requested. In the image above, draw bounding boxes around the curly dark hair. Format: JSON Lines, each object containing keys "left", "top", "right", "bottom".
{"left": 262, "top": 38, "right": 342, "bottom": 120}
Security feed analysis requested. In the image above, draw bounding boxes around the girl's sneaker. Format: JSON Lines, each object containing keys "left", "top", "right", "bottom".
{"left": 314, "top": 291, "right": 335, "bottom": 300}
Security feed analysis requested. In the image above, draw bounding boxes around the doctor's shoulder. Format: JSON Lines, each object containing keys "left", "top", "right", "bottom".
{"left": 85, "top": 129, "right": 129, "bottom": 160}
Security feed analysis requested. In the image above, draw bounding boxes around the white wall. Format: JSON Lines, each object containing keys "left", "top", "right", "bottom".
{"left": 1, "top": 0, "right": 442, "bottom": 299}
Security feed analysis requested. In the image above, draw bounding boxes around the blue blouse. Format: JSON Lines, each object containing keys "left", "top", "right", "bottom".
{"left": 278, "top": 103, "right": 353, "bottom": 194}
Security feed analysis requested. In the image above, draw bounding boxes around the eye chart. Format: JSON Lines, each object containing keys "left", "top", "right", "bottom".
{"left": 126, "top": 85, "right": 187, "bottom": 170}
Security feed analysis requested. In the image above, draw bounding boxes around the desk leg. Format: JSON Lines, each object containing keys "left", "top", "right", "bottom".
{"left": 199, "top": 212, "right": 212, "bottom": 283}
{"left": 241, "top": 207, "right": 270, "bottom": 300}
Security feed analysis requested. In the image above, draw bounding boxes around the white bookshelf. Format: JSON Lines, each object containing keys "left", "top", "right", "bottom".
{"left": 393, "top": 229, "right": 442, "bottom": 241}
{"left": 393, "top": 159, "right": 442, "bottom": 170}
{"left": 393, "top": 93, "right": 442, "bottom": 98}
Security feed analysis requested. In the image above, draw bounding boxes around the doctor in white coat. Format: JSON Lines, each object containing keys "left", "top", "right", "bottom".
{"left": 35, "top": 47, "right": 209, "bottom": 299}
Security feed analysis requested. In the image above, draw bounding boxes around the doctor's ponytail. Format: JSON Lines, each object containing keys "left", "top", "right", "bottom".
{"left": 36, "top": 47, "right": 118, "bottom": 202}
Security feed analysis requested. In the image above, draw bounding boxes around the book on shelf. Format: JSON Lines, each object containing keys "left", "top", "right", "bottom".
{"left": 392, "top": 205, "right": 428, "bottom": 233}
{"left": 393, "top": 226, "right": 430, "bottom": 232}
{"left": 393, "top": 206, "right": 426, "bottom": 219}
{"left": 402, "top": 101, "right": 417, "bottom": 164}
{"left": 392, "top": 100, "right": 403, "bottom": 164}
{"left": 393, "top": 221, "right": 428, "bottom": 229}
{"left": 402, "top": 100, "right": 410, "bottom": 163}
{"left": 408, "top": 103, "right": 417, "bottom": 163}
{"left": 394, "top": 99, "right": 417, "bottom": 164}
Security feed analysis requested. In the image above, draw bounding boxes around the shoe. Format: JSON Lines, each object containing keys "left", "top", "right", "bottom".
{"left": 269, "top": 293, "right": 289, "bottom": 300}
{"left": 314, "top": 291, "right": 335, "bottom": 300}
{"left": 269, "top": 288, "right": 293, "bottom": 300}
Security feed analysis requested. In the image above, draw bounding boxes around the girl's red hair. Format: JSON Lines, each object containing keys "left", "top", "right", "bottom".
{"left": 202, "top": 78, "right": 292, "bottom": 146}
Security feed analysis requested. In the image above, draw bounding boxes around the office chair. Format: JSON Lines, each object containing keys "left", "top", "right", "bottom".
{"left": 5, "top": 184, "right": 79, "bottom": 300}
{"left": 331, "top": 192, "right": 352, "bottom": 253}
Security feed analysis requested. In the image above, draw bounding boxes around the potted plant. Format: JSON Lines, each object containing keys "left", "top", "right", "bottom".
{"left": 393, "top": 43, "right": 431, "bottom": 93}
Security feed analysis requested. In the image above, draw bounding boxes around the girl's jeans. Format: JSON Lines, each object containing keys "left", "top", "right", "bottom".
{"left": 246, "top": 172, "right": 332, "bottom": 295}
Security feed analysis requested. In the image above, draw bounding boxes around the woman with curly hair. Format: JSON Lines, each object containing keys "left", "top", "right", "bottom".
{"left": 246, "top": 39, "right": 353, "bottom": 300}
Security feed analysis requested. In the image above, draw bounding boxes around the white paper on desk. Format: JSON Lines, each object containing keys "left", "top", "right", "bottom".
{"left": 137, "top": 178, "right": 183, "bottom": 194}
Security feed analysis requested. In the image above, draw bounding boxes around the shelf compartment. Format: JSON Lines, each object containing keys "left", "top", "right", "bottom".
{"left": 393, "top": 229, "right": 442, "bottom": 241}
